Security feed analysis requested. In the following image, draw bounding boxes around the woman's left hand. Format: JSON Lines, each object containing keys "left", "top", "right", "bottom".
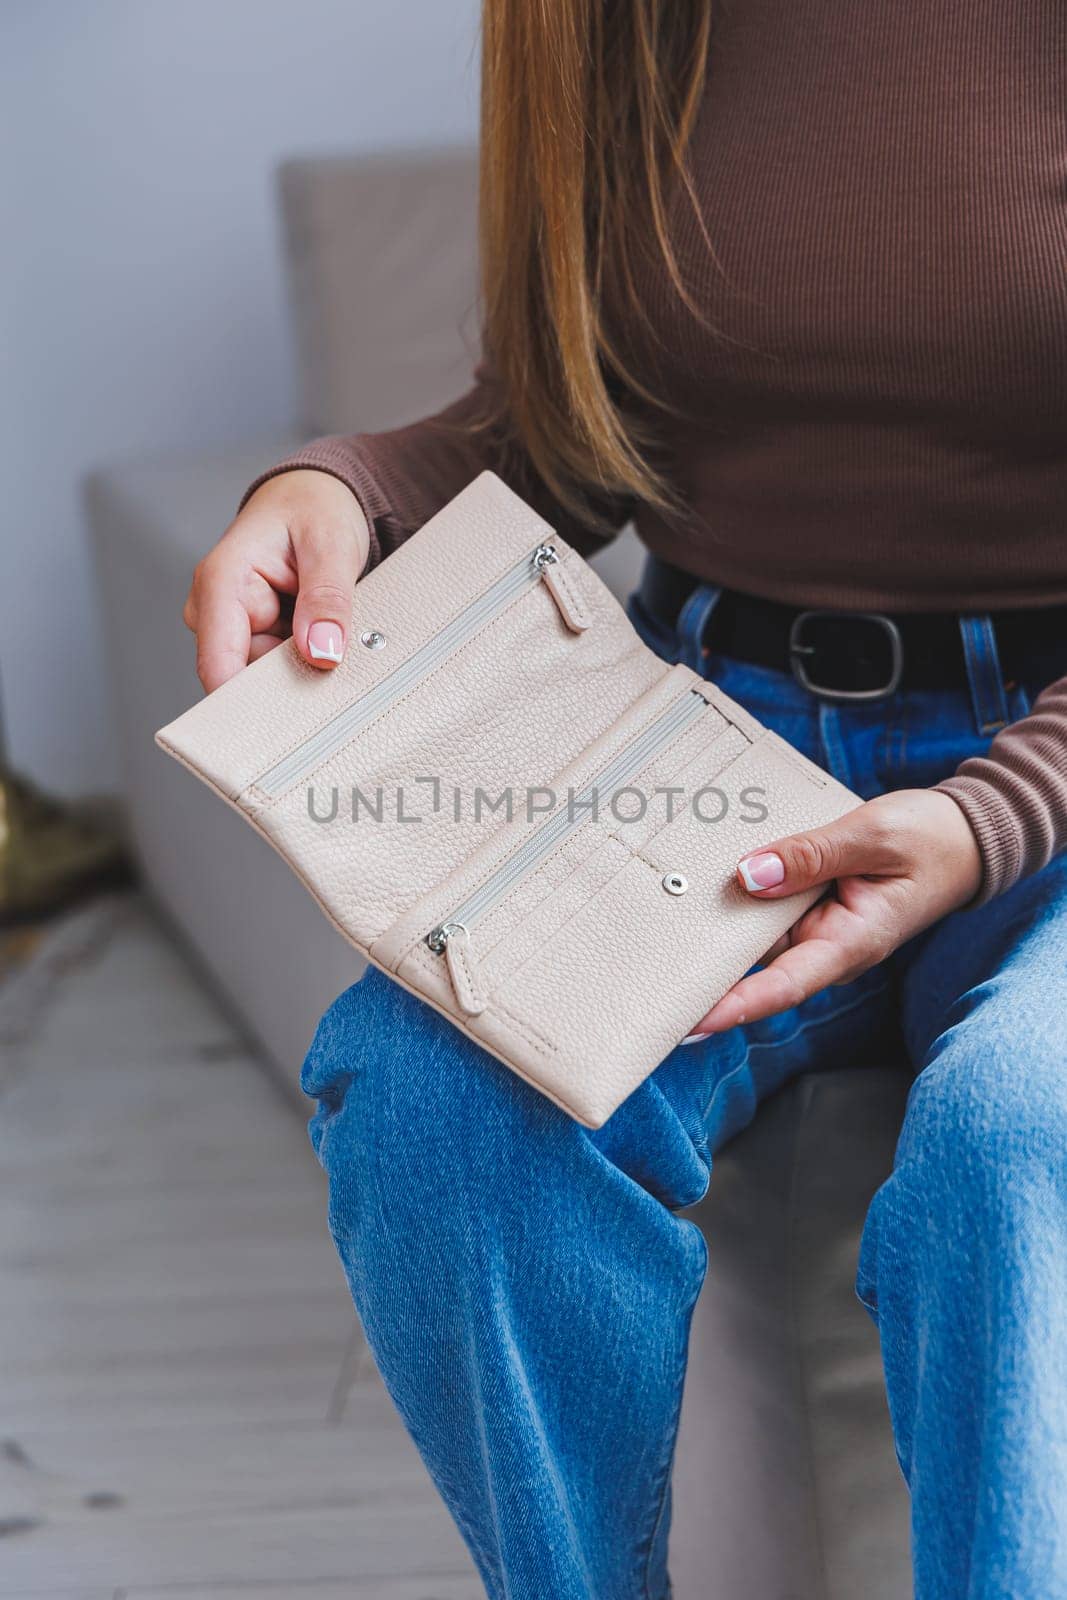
{"left": 685, "top": 789, "right": 984, "bottom": 1039}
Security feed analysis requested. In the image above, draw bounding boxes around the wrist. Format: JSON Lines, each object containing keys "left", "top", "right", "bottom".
{"left": 928, "top": 789, "right": 984, "bottom": 909}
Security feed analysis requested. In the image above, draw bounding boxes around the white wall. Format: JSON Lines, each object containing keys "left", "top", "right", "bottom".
{"left": 0, "top": 0, "right": 481, "bottom": 796}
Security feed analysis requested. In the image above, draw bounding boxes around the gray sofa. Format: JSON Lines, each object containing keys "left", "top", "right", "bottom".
{"left": 89, "top": 148, "right": 912, "bottom": 1598}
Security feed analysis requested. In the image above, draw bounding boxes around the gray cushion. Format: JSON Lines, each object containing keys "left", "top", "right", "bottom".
{"left": 87, "top": 444, "right": 363, "bottom": 1081}
{"left": 279, "top": 149, "right": 480, "bottom": 438}
{"left": 672, "top": 1065, "right": 912, "bottom": 1599}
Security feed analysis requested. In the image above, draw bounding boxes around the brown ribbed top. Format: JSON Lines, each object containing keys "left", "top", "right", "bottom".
{"left": 246, "top": 0, "right": 1067, "bottom": 906}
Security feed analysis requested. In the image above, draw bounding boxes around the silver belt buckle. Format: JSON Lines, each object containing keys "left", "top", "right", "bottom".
{"left": 788, "top": 610, "right": 904, "bottom": 702}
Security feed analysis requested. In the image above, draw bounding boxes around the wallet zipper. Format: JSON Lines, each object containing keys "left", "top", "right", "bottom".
{"left": 426, "top": 688, "right": 709, "bottom": 1014}
{"left": 254, "top": 542, "right": 585, "bottom": 799}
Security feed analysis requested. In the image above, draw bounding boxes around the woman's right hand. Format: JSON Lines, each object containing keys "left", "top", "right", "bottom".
{"left": 183, "top": 469, "right": 371, "bottom": 693}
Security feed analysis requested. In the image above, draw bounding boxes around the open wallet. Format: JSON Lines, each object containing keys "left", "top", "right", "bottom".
{"left": 156, "top": 471, "right": 862, "bottom": 1127}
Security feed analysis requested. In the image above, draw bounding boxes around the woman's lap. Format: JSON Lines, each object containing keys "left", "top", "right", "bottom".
{"left": 303, "top": 842, "right": 1067, "bottom": 1241}
{"left": 297, "top": 767, "right": 1067, "bottom": 1599}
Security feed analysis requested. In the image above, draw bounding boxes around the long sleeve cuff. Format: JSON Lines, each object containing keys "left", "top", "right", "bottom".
{"left": 930, "top": 671, "right": 1067, "bottom": 908}
{"left": 933, "top": 774, "right": 1027, "bottom": 908}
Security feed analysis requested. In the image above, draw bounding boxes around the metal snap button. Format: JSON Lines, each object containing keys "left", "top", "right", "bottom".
{"left": 662, "top": 872, "right": 688, "bottom": 896}
{"left": 360, "top": 630, "right": 387, "bottom": 650}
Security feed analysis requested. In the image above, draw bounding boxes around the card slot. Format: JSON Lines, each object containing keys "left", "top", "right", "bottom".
{"left": 632, "top": 730, "right": 841, "bottom": 883}
{"left": 374, "top": 687, "right": 759, "bottom": 1024}
{"left": 468, "top": 719, "right": 754, "bottom": 982}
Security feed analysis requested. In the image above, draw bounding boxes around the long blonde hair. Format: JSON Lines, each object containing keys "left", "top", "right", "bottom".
{"left": 478, "top": 0, "right": 713, "bottom": 526}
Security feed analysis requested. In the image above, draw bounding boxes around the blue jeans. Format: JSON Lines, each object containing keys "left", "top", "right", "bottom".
{"left": 301, "top": 577, "right": 1067, "bottom": 1600}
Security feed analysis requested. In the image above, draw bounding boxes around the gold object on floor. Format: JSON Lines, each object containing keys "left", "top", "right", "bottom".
{"left": 0, "top": 769, "right": 132, "bottom": 926}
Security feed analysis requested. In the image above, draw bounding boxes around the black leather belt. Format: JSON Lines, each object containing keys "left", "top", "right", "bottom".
{"left": 637, "top": 555, "right": 1067, "bottom": 701}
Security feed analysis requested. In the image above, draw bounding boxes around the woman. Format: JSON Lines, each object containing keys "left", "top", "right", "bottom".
{"left": 183, "top": 3, "right": 1067, "bottom": 1595}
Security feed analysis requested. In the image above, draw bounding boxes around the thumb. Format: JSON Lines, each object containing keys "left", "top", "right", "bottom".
{"left": 736, "top": 806, "right": 886, "bottom": 897}
{"left": 291, "top": 521, "right": 363, "bottom": 671}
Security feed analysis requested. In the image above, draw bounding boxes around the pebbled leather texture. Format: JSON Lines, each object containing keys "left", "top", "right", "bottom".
{"left": 156, "top": 472, "right": 862, "bottom": 1128}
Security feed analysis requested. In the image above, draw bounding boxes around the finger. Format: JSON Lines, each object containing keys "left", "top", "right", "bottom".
{"left": 248, "top": 610, "right": 290, "bottom": 642}
{"left": 291, "top": 521, "right": 362, "bottom": 671}
{"left": 690, "top": 933, "right": 871, "bottom": 1036}
{"left": 249, "top": 632, "right": 287, "bottom": 663}
{"left": 760, "top": 932, "right": 792, "bottom": 963}
{"left": 192, "top": 557, "right": 252, "bottom": 693}
{"left": 187, "top": 544, "right": 287, "bottom": 691}
{"left": 735, "top": 801, "right": 900, "bottom": 899}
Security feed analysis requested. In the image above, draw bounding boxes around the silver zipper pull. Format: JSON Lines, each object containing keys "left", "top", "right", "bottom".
{"left": 426, "top": 920, "right": 463, "bottom": 954}
{"left": 534, "top": 544, "right": 591, "bottom": 633}
{"left": 427, "top": 922, "right": 486, "bottom": 1016}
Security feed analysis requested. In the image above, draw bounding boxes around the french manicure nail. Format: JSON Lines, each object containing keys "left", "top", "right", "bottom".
{"left": 739, "top": 850, "right": 785, "bottom": 892}
{"left": 308, "top": 621, "right": 345, "bottom": 663}
{"left": 679, "top": 1032, "right": 707, "bottom": 1047}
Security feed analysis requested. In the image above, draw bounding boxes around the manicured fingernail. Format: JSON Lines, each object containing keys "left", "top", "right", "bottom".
{"left": 308, "top": 621, "right": 345, "bottom": 663}
{"left": 680, "top": 1032, "right": 707, "bottom": 1047}
{"left": 739, "top": 851, "right": 785, "bottom": 892}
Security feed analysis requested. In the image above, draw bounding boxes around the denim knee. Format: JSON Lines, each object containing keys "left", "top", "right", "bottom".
{"left": 857, "top": 1014, "right": 1067, "bottom": 1344}
{"left": 910, "top": 1017, "right": 1065, "bottom": 1181}
{"left": 874, "top": 994, "right": 1067, "bottom": 1286}
{"left": 300, "top": 965, "right": 573, "bottom": 1247}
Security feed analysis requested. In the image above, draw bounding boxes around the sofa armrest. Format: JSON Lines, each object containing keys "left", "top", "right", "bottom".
{"left": 87, "top": 440, "right": 360, "bottom": 1089}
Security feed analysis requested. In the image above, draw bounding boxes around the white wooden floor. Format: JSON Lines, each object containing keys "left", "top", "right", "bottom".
{"left": 0, "top": 895, "right": 482, "bottom": 1599}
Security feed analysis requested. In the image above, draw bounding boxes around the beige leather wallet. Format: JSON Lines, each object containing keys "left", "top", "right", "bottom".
{"left": 157, "top": 472, "right": 861, "bottom": 1127}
